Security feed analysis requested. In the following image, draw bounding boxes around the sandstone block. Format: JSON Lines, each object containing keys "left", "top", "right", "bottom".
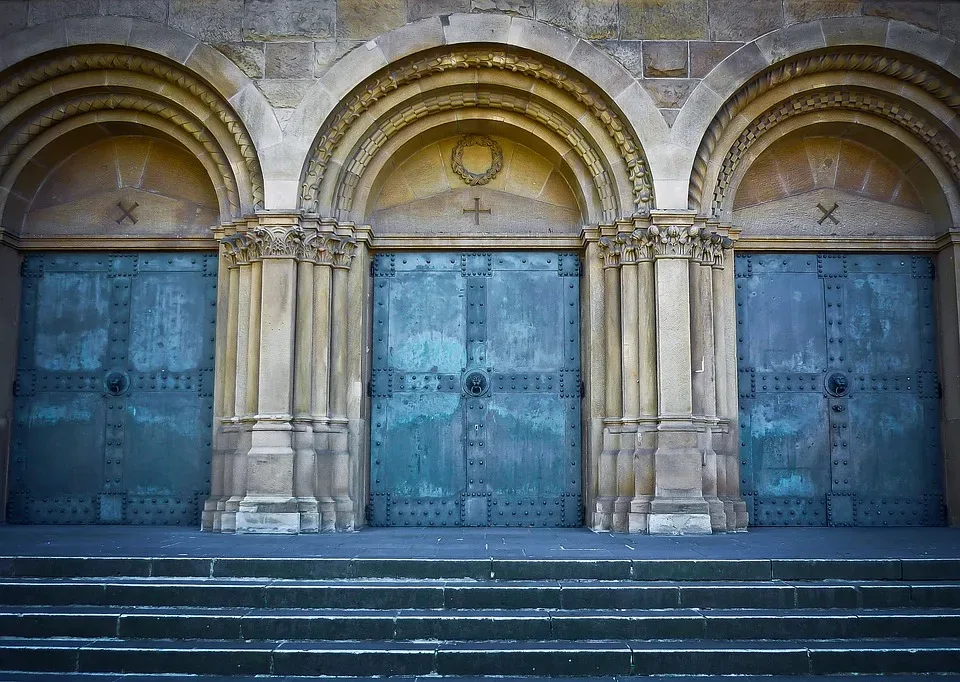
{"left": 129, "top": 20, "right": 198, "bottom": 64}
{"left": 689, "top": 41, "right": 741, "bottom": 78}
{"left": 594, "top": 40, "right": 644, "bottom": 80}
{"left": 821, "top": 15, "right": 888, "bottom": 46}
{"left": 643, "top": 41, "right": 688, "bottom": 77}
{"left": 942, "top": 3, "right": 960, "bottom": 42}
{"left": 408, "top": 0, "right": 470, "bottom": 21}
{"left": 886, "top": 20, "right": 954, "bottom": 66}
{"left": 170, "top": 0, "right": 243, "bottom": 42}
{"left": 708, "top": 0, "right": 783, "bottom": 41}
{"left": 217, "top": 42, "right": 266, "bottom": 80}
{"left": 621, "top": 0, "right": 707, "bottom": 40}
{"left": 243, "top": 0, "right": 335, "bottom": 40}
{"left": 338, "top": 0, "right": 406, "bottom": 41}
{"left": 536, "top": 0, "right": 618, "bottom": 40}
{"left": 0, "top": 1, "right": 27, "bottom": 36}
{"left": 64, "top": 15, "right": 132, "bottom": 46}
{"left": 27, "top": 0, "right": 96, "bottom": 25}
{"left": 864, "top": 0, "right": 939, "bottom": 31}
{"left": 699, "top": 41, "right": 768, "bottom": 100}
{"left": 257, "top": 78, "right": 314, "bottom": 108}
{"left": 314, "top": 41, "right": 363, "bottom": 77}
{"left": 641, "top": 78, "right": 697, "bottom": 108}
{"left": 376, "top": 16, "right": 445, "bottom": 63}
{"left": 265, "top": 41, "right": 314, "bottom": 78}
{"left": 100, "top": 0, "right": 167, "bottom": 23}
{"left": 784, "top": 0, "right": 860, "bottom": 25}
{"left": 755, "top": 20, "right": 825, "bottom": 64}
{"left": 660, "top": 109, "right": 680, "bottom": 126}
{"left": 471, "top": 0, "right": 533, "bottom": 17}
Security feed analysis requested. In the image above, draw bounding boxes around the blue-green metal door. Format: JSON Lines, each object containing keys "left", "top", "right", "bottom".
{"left": 369, "top": 252, "right": 582, "bottom": 527}
{"left": 736, "top": 253, "right": 943, "bottom": 526}
{"left": 8, "top": 253, "right": 217, "bottom": 525}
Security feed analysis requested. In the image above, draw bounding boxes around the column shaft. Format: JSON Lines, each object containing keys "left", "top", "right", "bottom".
{"left": 616, "top": 260, "right": 639, "bottom": 531}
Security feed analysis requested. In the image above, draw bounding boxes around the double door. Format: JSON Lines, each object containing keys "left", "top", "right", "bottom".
{"left": 369, "top": 252, "right": 582, "bottom": 527}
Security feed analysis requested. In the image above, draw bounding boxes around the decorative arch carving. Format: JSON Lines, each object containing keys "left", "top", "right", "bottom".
{"left": 300, "top": 48, "right": 653, "bottom": 220}
{"left": 0, "top": 47, "right": 264, "bottom": 222}
{"left": 690, "top": 48, "right": 960, "bottom": 215}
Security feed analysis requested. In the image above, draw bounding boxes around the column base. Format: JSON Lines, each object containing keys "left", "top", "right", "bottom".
{"left": 707, "top": 496, "right": 727, "bottom": 531}
{"left": 648, "top": 511, "right": 713, "bottom": 534}
{"left": 734, "top": 500, "right": 750, "bottom": 530}
{"left": 591, "top": 497, "right": 614, "bottom": 531}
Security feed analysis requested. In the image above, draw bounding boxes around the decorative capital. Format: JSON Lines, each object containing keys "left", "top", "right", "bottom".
{"left": 324, "top": 234, "right": 358, "bottom": 269}
{"left": 648, "top": 224, "right": 701, "bottom": 258}
{"left": 598, "top": 236, "right": 621, "bottom": 268}
{"left": 220, "top": 233, "right": 253, "bottom": 266}
{"left": 247, "top": 225, "right": 306, "bottom": 259}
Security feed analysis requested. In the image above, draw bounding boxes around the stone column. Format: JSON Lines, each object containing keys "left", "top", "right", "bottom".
{"left": 311, "top": 240, "right": 336, "bottom": 531}
{"left": 234, "top": 217, "right": 303, "bottom": 533}
{"left": 720, "top": 242, "right": 748, "bottom": 529}
{"left": 292, "top": 246, "right": 319, "bottom": 532}
{"left": 616, "top": 235, "right": 640, "bottom": 532}
{"left": 595, "top": 237, "right": 622, "bottom": 530}
{"left": 711, "top": 241, "right": 734, "bottom": 530}
{"left": 647, "top": 216, "right": 712, "bottom": 534}
{"left": 582, "top": 237, "right": 607, "bottom": 530}
{"left": 690, "top": 236, "right": 724, "bottom": 531}
{"left": 346, "top": 228, "right": 373, "bottom": 523}
{"left": 631, "top": 230, "right": 657, "bottom": 533}
{"left": 937, "top": 235, "right": 960, "bottom": 526}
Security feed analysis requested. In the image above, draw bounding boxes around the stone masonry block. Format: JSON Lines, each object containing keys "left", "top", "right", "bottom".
{"left": 536, "top": 0, "right": 618, "bottom": 40}
{"left": 594, "top": 40, "right": 644, "bottom": 80}
{"left": 170, "top": 0, "right": 243, "bottom": 42}
{"left": 689, "top": 41, "right": 741, "bottom": 78}
{"left": 315, "top": 41, "right": 363, "bottom": 78}
{"left": 216, "top": 42, "right": 266, "bottom": 79}
{"left": 641, "top": 78, "right": 697, "bottom": 108}
{"left": 338, "top": 0, "right": 406, "bottom": 41}
{"left": 265, "top": 41, "right": 314, "bottom": 78}
{"left": 943, "top": 4, "right": 960, "bottom": 43}
{"left": 0, "top": 1, "right": 26, "bottom": 35}
{"left": 408, "top": 0, "right": 470, "bottom": 21}
{"left": 864, "top": 0, "right": 939, "bottom": 32}
{"left": 100, "top": 0, "right": 168, "bottom": 23}
{"left": 27, "top": 0, "right": 96, "bottom": 24}
{"left": 784, "top": 0, "right": 860, "bottom": 25}
{"left": 471, "top": 0, "right": 533, "bottom": 17}
{"left": 243, "top": 0, "right": 335, "bottom": 40}
{"left": 709, "top": 0, "right": 783, "bottom": 41}
{"left": 643, "top": 41, "right": 688, "bottom": 77}
{"left": 621, "top": 0, "right": 707, "bottom": 40}
{"left": 257, "top": 78, "right": 314, "bottom": 108}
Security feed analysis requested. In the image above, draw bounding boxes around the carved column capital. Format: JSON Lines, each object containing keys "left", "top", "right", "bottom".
{"left": 648, "top": 224, "right": 701, "bottom": 258}
{"left": 598, "top": 235, "right": 622, "bottom": 269}
{"left": 246, "top": 225, "right": 306, "bottom": 260}
{"left": 221, "top": 232, "right": 253, "bottom": 266}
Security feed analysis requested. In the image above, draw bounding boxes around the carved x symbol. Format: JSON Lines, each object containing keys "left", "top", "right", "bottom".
{"left": 116, "top": 201, "right": 139, "bottom": 225}
{"left": 816, "top": 201, "right": 839, "bottom": 225}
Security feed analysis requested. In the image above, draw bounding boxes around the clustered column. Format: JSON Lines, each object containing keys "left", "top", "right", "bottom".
{"left": 592, "top": 212, "right": 746, "bottom": 534}
{"left": 204, "top": 214, "right": 368, "bottom": 533}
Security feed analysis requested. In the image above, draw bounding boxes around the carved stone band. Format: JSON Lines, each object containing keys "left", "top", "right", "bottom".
{"left": 451, "top": 135, "right": 504, "bottom": 186}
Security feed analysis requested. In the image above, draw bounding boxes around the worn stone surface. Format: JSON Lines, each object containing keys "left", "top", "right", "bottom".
{"left": 471, "top": 0, "right": 533, "bottom": 16}
{"left": 660, "top": 109, "right": 680, "bottom": 126}
{"left": 863, "top": 0, "right": 939, "bottom": 32}
{"left": 243, "top": 0, "right": 335, "bottom": 40}
{"left": 939, "top": 3, "right": 960, "bottom": 42}
{"left": 256, "top": 78, "right": 314, "bottom": 108}
{"left": 0, "top": 1, "right": 27, "bottom": 35}
{"left": 314, "top": 41, "right": 364, "bottom": 77}
{"left": 408, "top": 0, "right": 471, "bottom": 20}
{"left": 536, "top": 0, "right": 618, "bottom": 40}
{"left": 170, "top": 0, "right": 243, "bottom": 42}
{"left": 784, "top": 0, "right": 860, "bottom": 24}
{"left": 621, "top": 0, "right": 707, "bottom": 40}
{"left": 641, "top": 78, "right": 697, "bottom": 108}
{"left": 708, "top": 0, "right": 783, "bottom": 41}
{"left": 594, "top": 40, "right": 644, "bottom": 79}
{"left": 689, "top": 41, "right": 742, "bottom": 78}
{"left": 100, "top": 0, "right": 168, "bottom": 22}
{"left": 217, "top": 42, "right": 266, "bottom": 79}
{"left": 27, "top": 0, "right": 97, "bottom": 24}
{"left": 338, "top": 0, "right": 406, "bottom": 40}
{"left": 265, "top": 41, "right": 314, "bottom": 79}
{"left": 643, "top": 41, "right": 688, "bottom": 77}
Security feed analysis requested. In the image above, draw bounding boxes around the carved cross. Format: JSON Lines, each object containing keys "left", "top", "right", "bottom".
{"left": 116, "top": 201, "right": 140, "bottom": 225}
{"left": 816, "top": 201, "right": 839, "bottom": 225}
{"left": 462, "top": 197, "right": 491, "bottom": 225}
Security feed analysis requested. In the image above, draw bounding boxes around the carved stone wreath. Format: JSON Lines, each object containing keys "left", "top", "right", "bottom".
{"left": 451, "top": 135, "right": 503, "bottom": 186}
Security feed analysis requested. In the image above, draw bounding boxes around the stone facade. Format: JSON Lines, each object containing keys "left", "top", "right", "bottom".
{"left": 0, "top": 1, "right": 959, "bottom": 533}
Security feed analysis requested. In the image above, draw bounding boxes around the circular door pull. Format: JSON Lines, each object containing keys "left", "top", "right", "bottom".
{"left": 104, "top": 370, "right": 130, "bottom": 397}
{"left": 825, "top": 372, "right": 849, "bottom": 398}
{"left": 462, "top": 369, "right": 489, "bottom": 397}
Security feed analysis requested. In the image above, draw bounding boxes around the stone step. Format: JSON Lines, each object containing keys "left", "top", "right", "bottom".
{"left": 3, "top": 556, "right": 959, "bottom": 581}
{"left": 0, "top": 676, "right": 940, "bottom": 682}
{"left": 1, "top": 637, "right": 959, "bottom": 676}
{"left": 1, "top": 606, "right": 960, "bottom": 641}
{"left": 2, "top": 578, "right": 959, "bottom": 610}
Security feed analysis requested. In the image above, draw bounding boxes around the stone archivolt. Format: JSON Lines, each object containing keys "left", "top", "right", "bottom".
{"left": 689, "top": 49, "right": 960, "bottom": 215}
{"left": 301, "top": 48, "right": 653, "bottom": 219}
{"left": 0, "top": 49, "right": 263, "bottom": 221}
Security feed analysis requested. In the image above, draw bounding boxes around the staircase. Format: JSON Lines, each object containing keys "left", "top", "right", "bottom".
{"left": 1, "top": 556, "right": 959, "bottom": 678}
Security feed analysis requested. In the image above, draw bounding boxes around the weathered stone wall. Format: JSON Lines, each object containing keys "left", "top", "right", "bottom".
{"left": 3, "top": 1, "right": 958, "bottom": 128}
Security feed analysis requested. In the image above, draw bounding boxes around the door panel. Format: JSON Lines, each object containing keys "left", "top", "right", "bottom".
{"left": 8, "top": 252, "right": 217, "bottom": 525}
{"left": 736, "top": 253, "right": 943, "bottom": 526}
{"left": 370, "top": 252, "right": 582, "bottom": 527}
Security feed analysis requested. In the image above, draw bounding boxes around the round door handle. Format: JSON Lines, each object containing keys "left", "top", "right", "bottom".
{"left": 104, "top": 370, "right": 129, "bottom": 397}
{"left": 825, "top": 372, "right": 849, "bottom": 398}
{"left": 462, "top": 369, "right": 489, "bottom": 397}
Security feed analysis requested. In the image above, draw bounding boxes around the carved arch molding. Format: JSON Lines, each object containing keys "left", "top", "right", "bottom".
{"left": 0, "top": 49, "right": 264, "bottom": 221}
{"left": 300, "top": 49, "right": 654, "bottom": 222}
{"left": 690, "top": 49, "right": 960, "bottom": 216}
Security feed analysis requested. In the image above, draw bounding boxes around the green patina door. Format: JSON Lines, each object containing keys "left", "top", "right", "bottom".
{"left": 369, "top": 252, "right": 582, "bottom": 527}
{"left": 736, "top": 253, "right": 943, "bottom": 526}
{"left": 8, "top": 253, "right": 217, "bottom": 525}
